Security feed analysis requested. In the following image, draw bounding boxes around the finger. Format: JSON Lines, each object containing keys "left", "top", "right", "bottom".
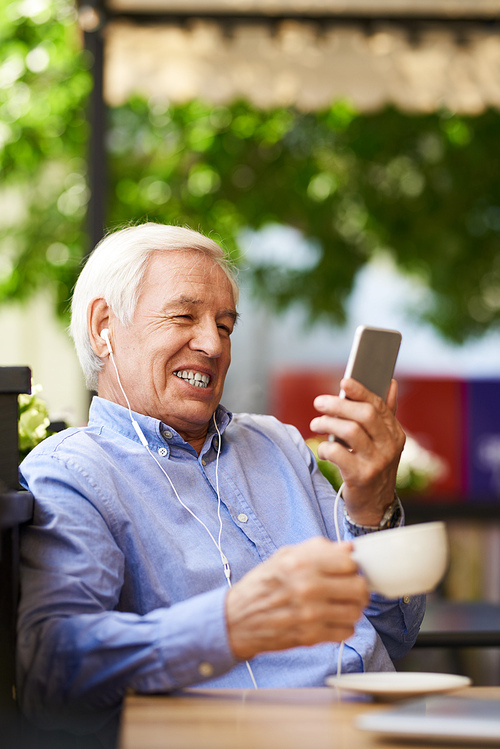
{"left": 277, "top": 537, "right": 359, "bottom": 577}
{"left": 340, "top": 377, "right": 387, "bottom": 407}
{"left": 316, "top": 436, "right": 361, "bottom": 469}
{"left": 313, "top": 391, "right": 384, "bottom": 426}
{"left": 261, "top": 575, "right": 369, "bottom": 645}
{"left": 311, "top": 404, "right": 381, "bottom": 450}
{"left": 293, "top": 564, "right": 369, "bottom": 604}
{"left": 313, "top": 382, "right": 381, "bottom": 414}
{"left": 312, "top": 393, "right": 343, "bottom": 417}
{"left": 291, "top": 603, "right": 365, "bottom": 646}
{"left": 323, "top": 576, "right": 370, "bottom": 609}
{"left": 264, "top": 611, "right": 360, "bottom": 649}
{"left": 386, "top": 378, "right": 398, "bottom": 414}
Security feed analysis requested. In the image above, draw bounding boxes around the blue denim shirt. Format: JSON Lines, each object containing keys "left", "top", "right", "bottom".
{"left": 18, "top": 396, "right": 424, "bottom": 729}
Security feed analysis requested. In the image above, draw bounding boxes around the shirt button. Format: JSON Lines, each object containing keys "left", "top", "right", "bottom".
{"left": 237, "top": 513, "right": 248, "bottom": 523}
{"left": 162, "top": 430, "right": 173, "bottom": 439}
{"left": 158, "top": 447, "right": 168, "bottom": 457}
{"left": 403, "top": 595, "right": 411, "bottom": 604}
{"left": 201, "top": 459, "right": 207, "bottom": 466}
{"left": 198, "top": 662, "right": 214, "bottom": 677}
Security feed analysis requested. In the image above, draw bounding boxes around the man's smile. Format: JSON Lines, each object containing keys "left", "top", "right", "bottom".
{"left": 173, "top": 369, "right": 211, "bottom": 388}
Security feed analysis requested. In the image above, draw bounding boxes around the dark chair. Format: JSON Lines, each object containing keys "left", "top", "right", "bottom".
{"left": 0, "top": 368, "right": 112, "bottom": 749}
{"left": 0, "top": 367, "right": 33, "bottom": 742}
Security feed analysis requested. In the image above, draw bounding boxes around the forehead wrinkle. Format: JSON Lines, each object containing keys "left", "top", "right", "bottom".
{"left": 165, "top": 296, "right": 203, "bottom": 308}
{"left": 145, "top": 248, "right": 238, "bottom": 308}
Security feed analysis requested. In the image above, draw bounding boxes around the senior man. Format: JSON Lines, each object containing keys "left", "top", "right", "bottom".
{"left": 18, "top": 223, "right": 424, "bottom": 737}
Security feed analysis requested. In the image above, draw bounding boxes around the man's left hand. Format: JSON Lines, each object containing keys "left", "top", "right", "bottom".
{"left": 309, "top": 378, "right": 405, "bottom": 527}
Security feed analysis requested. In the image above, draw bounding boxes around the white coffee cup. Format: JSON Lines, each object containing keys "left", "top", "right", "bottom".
{"left": 351, "top": 521, "right": 449, "bottom": 599}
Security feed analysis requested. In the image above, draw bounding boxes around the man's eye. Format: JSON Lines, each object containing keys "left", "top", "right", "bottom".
{"left": 218, "top": 325, "right": 232, "bottom": 335}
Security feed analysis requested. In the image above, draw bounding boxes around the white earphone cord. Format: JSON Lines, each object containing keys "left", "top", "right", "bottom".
{"left": 212, "top": 417, "right": 258, "bottom": 690}
{"left": 108, "top": 345, "right": 258, "bottom": 689}
{"left": 334, "top": 483, "right": 345, "bottom": 678}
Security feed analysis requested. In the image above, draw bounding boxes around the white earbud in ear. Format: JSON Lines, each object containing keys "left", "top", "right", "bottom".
{"left": 100, "top": 328, "right": 113, "bottom": 355}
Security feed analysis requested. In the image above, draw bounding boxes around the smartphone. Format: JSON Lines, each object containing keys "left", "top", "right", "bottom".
{"left": 341, "top": 325, "right": 402, "bottom": 401}
{"left": 330, "top": 325, "right": 401, "bottom": 445}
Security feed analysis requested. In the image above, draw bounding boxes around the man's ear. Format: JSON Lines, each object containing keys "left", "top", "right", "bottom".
{"left": 88, "top": 298, "right": 111, "bottom": 358}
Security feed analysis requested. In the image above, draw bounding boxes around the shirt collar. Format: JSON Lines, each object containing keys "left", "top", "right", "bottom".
{"left": 88, "top": 396, "right": 232, "bottom": 452}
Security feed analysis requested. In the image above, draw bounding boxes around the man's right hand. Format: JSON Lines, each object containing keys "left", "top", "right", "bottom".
{"left": 225, "top": 537, "right": 369, "bottom": 661}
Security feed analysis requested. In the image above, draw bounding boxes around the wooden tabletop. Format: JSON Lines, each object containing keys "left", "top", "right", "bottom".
{"left": 119, "top": 686, "right": 500, "bottom": 749}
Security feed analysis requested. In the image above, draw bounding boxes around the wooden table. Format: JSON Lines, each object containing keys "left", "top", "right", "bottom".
{"left": 119, "top": 686, "right": 500, "bottom": 749}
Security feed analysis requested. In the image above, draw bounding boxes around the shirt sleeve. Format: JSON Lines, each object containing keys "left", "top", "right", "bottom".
{"left": 362, "top": 591, "right": 426, "bottom": 661}
{"left": 303, "top": 441, "right": 426, "bottom": 661}
{"left": 17, "top": 451, "right": 238, "bottom": 732}
{"left": 342, "top": 495, "right": 426, "bottom": 660}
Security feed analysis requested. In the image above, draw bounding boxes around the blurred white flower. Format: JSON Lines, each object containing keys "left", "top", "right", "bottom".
{"left": 397, "top": 434, "right": 447, "bottom": 493}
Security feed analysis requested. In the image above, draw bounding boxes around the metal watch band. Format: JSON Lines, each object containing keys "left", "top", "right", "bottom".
{"left": 343, "top": 495, "right": 403, "bottom": 537}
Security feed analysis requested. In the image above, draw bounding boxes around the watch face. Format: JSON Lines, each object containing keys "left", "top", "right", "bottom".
{"left": 383, "top": 499, "right": 402, "bottom": 529}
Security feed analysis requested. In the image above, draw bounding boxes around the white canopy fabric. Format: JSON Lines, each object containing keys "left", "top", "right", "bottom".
{"left": 103, "top": 18, "right": 500, "bottom": 113}
{"left": 106, "top": 0, "right": 500, "bottom": 16}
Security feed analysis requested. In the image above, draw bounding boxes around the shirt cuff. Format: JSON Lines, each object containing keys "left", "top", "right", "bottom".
{"left": 131, "top": 587, "right": 237, "bottom": 693}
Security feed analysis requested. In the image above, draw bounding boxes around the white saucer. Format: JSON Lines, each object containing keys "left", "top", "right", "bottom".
{"left": 325, "top": 672, "right": 472, "bottom": 700}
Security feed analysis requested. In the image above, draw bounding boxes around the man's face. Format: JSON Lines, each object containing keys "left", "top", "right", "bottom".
{"left": 100, "top": 250, "right": 237, "bottom": 447}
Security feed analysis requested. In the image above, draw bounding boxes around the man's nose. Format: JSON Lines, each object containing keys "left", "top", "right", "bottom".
{"left": 190, "top": 321, "right": 223, "bottom": 358}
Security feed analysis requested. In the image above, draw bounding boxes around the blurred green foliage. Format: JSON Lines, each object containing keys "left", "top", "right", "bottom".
{"left": 18, "top": 384, "right": 52, "bottom": 460}
{"left": 0, "top": 0, "right": 92, "bottom": 318}
{"left": 1, "top": 0, "right": 500, "bottom": 344}
{"left": 107, "top": 98, "right": 500, "bottom": 343}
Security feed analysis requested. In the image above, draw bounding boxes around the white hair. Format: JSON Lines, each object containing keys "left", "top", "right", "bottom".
{"left": 70, "top": 222, "right": 239, "bottom": 391}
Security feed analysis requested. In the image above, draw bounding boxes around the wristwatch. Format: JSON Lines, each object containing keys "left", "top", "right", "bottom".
{"left": 343, "top": 495, "right": 403, "bottom": 537}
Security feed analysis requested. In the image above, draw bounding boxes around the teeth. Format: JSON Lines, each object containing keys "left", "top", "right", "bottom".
{"left": 174, "top": 370, "right": 210, "bottom": 388}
